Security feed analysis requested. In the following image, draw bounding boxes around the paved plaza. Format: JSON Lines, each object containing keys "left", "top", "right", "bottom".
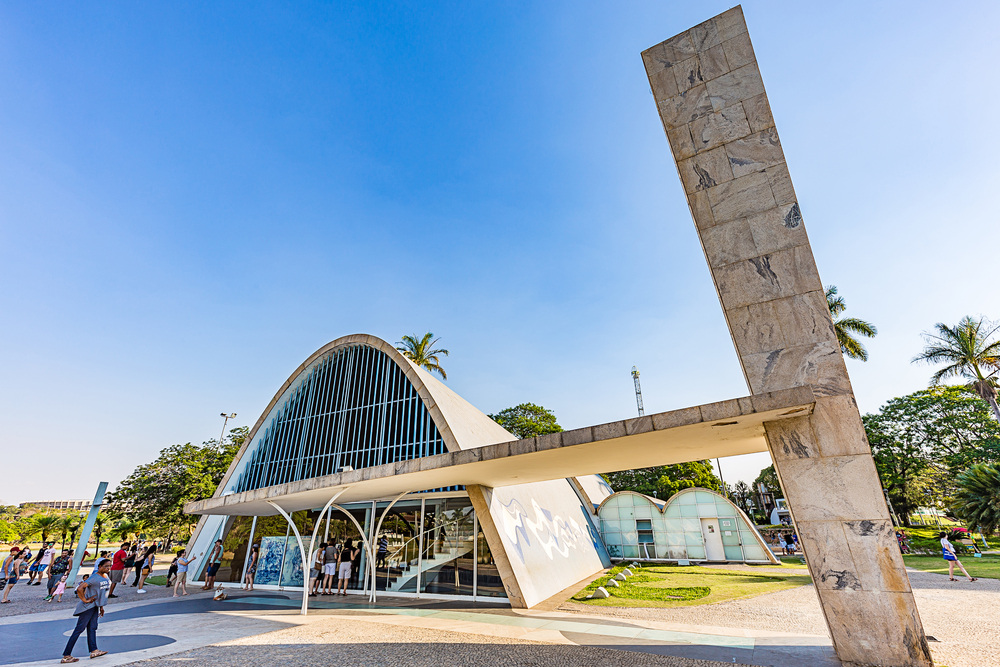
{"left": 1, "top": 567, "right": 996, "bottom": 667}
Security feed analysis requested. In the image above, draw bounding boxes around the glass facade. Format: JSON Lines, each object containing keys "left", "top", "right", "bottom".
{"left": 207, "top": 495, "right": 505, "bottom": 601}
{"left": 598, "top": 489, "right": 772, "bottom": 562}
{"left": 225, "top": 344, "right": 447, "bottom": 494}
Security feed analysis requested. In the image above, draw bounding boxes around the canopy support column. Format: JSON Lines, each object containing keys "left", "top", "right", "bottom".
{"left": 267, "top": 500, "right": 309, "bottom": 616}
{"left": 369, "top": 491, "right": 412, "bottom": 603}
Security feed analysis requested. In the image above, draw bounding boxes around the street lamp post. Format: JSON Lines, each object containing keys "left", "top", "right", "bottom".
{"left": 220, "top": 412, "right": 237, "bottom": 445}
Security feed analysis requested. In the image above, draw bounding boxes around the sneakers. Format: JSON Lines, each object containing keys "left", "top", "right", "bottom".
{"left": 44, "top": 595, "right": 53, "bottom": 602}
{"left": 136, "top": 589, "right": 146, "bottom": 594}
{"left": 108, "top": 594, "right": 119, "bottom": 598}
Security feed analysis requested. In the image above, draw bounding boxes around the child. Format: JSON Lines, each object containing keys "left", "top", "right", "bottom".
{"left": 50, "top": 574, "right": 68, "bottom": 603}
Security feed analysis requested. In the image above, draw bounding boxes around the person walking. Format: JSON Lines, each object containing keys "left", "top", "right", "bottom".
{"left": 201, "top": 540, "right": 223, "bottom": 590}
{"left": 108, "top": 543, "right": 129, "bottom": 598}
{"left": 173, "top": 550, "right": 196, "bottom": 597}
{"left": 60, "top": 557, "right": 112, "bottom": 663}
{"left": 939, "top": 532, "right": 978, "bottom": 582}
{"left": 135, "top": 545, "right": 156, "bottom": 594}
{"left": 2, "top": 547, "right": 25, "bottom": 604}
{"left": 129, "top": 545, "right": 143, "bottom": 587}
{"left": 242, "top": 544, "right": 258, "bottom": 591}
{"left": 45, "top": 549, "right": 73, "bottom": 601}
{"left": 336, "top": 539, "right": 359, "bottom": 596}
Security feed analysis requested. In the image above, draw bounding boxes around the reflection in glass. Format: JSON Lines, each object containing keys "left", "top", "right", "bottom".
{"left": 374, "top": 501, "right": 422, "bottom": 593}
{"left": 420, "top": 498, "right": 474, "bottom": 596}
{"left": 218, "top": 516, "right": 254, "bottom": 583}
{"left": 475, "top": 519, "right": 506, "bottom": 597}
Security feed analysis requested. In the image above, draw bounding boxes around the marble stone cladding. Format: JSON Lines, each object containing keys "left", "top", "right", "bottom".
{"left": 643, "top": 6, "right": 932, "bottom": 666}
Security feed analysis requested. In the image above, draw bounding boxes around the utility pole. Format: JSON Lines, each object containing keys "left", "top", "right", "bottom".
{"left": 631, "top": 366, "right": 644, "bottom": 416}
{"left": 220, "top": 412, "right": 237, "bottom": 445}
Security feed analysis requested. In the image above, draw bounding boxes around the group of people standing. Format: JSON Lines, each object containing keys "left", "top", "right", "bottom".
{"left": 2, "top": 542, "right": 75, "bottom": 604}
{"left": 308, "top": 538, "right": 361, "bottom": 595}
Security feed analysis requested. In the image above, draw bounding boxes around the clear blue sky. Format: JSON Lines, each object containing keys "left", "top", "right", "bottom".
{"left": 2, "top": 2, "right": 998, "bottom": 505}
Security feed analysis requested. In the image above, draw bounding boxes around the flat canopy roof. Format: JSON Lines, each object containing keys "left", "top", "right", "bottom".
{"left": 185, "top": 386, "right": 815, "bottom": 516}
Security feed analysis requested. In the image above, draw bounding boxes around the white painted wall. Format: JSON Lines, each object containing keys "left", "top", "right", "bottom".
{"left": 481, "top": 478, "right": 608, "bottom": 608}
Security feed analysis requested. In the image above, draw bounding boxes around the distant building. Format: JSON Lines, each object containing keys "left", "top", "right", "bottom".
{"left": 20, "top": 500, "right": 92, "bottom": 511}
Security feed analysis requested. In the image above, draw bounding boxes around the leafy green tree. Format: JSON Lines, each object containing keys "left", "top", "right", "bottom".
{"left": 863, "top": 387, "right": 1000, "bottom": 523}
{"left": 754, "top": 465, "right": 781, "bottom": 494}
{"left": 656, "top": 461, "right": 723, "bottom": 497}
{"left": 13, "top": 518, "right": 39, "bottom": 543}
{"left": 396, "top": 333, "right": 449, "bottom": 380}
{"left": 603, "top": 461, "right": 721, "bottom": 499}
{"left": 31, "top": 515, "right": 60, "bottom": 543}
{"left": 106, "top": 427, "right": 246, "bottom": 544}
{"left": 826, "top": 285, "right": 878, "bottom": 361}
{"left": 0, "top": 520, "right": 15, "bottom": 543}
{"left": 488, "top": 403, "right": 563, "bottom": 439}
{"left": 952, "top": 463, "right": 1000, "bottom": 535}
{"left": 729, "top": 480, "right": 758, "bottom": 518}
{"left": 913, "top": 316, "right": 1000, "bottom": 421}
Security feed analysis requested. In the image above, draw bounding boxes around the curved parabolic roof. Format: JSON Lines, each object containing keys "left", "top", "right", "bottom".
{"left": 217, "top": 334, "right": 516, "bottom": 496}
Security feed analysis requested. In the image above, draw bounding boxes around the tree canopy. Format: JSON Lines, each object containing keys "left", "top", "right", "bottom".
{"left": 753, "top": 464, "right": 781, "bottom": 494}
{"left": 602, "top": 461, "right": 722, "bottom": 499}
{"left": 105, "top": 427, "right": 247, "bottom": 541}
{"left": 863, "top": 387, "right": 1000, "bottom": 524}
{"left": 488, "top": 403, "right": 563, "bottom": 440}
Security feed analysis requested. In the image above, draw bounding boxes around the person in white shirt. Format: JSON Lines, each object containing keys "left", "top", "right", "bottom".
{"left": 309, "top": 543, "right": 326, "bottom": 596}
{"left": 938, "top": 532, "right": 977, "bottom": 582}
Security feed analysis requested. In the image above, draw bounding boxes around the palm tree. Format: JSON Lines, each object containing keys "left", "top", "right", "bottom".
{"left": 913, "top": 316, "right": 1000, "bottom": 421}
{"left": 58, "top": 515, "right": 80, "bottom": 551}
{"left": 110, "top": 520, "right": 140, "bottom": 544}
{"left": 826, "top": 285, "right": 878, "bottom": 361}
{"left": 396, "top": 333, "right": 450, "bottom": 380}
{"left": 31, "top": 515, "right": 60, "bottom": 543}
{"left": 93, "top": 513, "right": 108, "bottom": 555}
{"left": 953, "top": 463, "right": 1000, "bottom": 535}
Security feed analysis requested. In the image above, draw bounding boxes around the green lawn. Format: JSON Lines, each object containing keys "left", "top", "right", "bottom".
{"left": 898, "top": 526, "right": 997, "bottom": 555}
{"left": 144, "top": 575, "right": 169, "bottom": 586}
{"left": 571, "top": 564, "right": 812, "bottom": 608}
{"left": 903, "top": 554, "right": 1000, "bottom": 579}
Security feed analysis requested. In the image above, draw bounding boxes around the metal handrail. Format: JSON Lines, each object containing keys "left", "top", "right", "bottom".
{"left": 377, "top": 516, "right": 474, "bottom": 591}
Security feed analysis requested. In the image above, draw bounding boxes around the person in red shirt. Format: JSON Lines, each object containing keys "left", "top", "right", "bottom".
{"left": 108, "top": 543, "right": 129, "bottom": 599}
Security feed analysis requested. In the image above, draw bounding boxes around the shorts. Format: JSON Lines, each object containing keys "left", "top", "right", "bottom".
{"left": 207, "top": 563, "right": 221, "bottom": 577}
{"left": 5, "top": 577, "right": 17, "bottom": 587}
{"left": 338, "top": 562, "right": 352, "bottom": 579}
{"left": 323, "top": 563, "right": 337, "bottom": 576}
{"left": 110, "top": 569, "right": 124, "bottom": 583}
{"left": 309, "top": 569, "right": 320, "bottom": 579}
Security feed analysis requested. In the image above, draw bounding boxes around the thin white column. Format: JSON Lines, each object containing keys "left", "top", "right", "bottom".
{"left": 267, "top": 501, "right": 309, "bottom": 616}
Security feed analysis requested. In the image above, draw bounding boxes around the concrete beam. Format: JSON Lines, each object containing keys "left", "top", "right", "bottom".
{"left": 643, "top": 7, "right": 931, "bottom": 666}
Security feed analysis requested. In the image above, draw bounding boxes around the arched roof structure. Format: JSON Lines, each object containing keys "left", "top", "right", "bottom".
{"left": 216, "top": 334, "right": 515, "bottom": 497}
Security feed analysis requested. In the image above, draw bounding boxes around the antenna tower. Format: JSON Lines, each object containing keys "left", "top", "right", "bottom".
{"left": 631, "top": 366, "right": 645, "bottom": 416}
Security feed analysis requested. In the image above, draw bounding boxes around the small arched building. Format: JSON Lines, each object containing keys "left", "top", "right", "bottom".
{"left": 597, "top": 489, "right": 777, "bottom": 564}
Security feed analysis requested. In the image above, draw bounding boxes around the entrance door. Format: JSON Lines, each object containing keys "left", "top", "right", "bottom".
{"left": 700, "top": 518, "right": 726, "bottom": 561}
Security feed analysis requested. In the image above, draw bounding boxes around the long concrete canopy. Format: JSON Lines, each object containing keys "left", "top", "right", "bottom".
{"left": 185, "top": 385, "right": 814, "bottom": 517}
